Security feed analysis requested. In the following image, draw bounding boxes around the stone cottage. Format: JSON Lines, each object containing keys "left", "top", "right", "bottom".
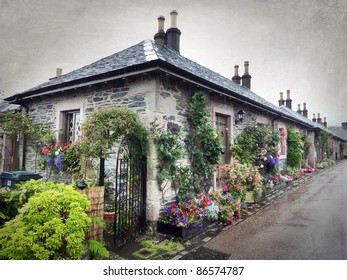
{"left": 3, "top": 10, "right": 344, "bottom": 226}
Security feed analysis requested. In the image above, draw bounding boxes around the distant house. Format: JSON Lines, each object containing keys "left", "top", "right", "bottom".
{"left": 4, "top": 10, "right": 345, "bottom": 225}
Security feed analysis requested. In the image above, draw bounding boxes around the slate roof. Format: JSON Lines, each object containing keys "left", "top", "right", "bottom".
{"left": 280, "top": 106, "right": 345, "bottom": 140}
{"left": 0, "top": 102, "right": 20, "bottom": 112}
{"left": 5, "top": 40, "right": 284, "bottom": 115}
{"left": 4, "top": 39, "right": 346, "bottom": 141}
{"left": 329, "top": 126, "right": 347, "bottom": 141}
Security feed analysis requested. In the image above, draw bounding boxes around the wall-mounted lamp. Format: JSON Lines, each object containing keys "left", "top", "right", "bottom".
{"left": 235, "top": 110, "right": 245, "bottom": 125}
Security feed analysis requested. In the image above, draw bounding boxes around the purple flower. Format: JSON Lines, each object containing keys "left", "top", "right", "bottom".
{"left": 46, "top": 155, "right": 53, "bottom": 167}
{"left": 54, "top": 154, "right": 64, "bottom": 171}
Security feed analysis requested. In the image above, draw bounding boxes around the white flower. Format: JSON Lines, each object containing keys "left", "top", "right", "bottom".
{"left": 55, "top": 151, "right": 60, "bottom": 156}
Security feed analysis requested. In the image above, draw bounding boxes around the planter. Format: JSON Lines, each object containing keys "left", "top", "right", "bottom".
{"left": 244, "top": 191, "right": 255, "bottom": 203}
{"left": 157, "top": 219, "right": 213, "bottom": 241}
{"left": 103, "top": 212, "right": 116, "bottom": 226}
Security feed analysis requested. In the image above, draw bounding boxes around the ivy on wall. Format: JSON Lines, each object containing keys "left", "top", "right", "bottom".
{"left": 231, "top": 124, "right": 280, "bottom": 174}
{"left": 153, "top": 92, "right": 224, "bottom": 196}
{"left": 286, "top": 128, "right": 304, "bottom": 168}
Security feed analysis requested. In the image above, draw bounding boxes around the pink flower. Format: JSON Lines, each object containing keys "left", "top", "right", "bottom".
{"left": 223, "top": 185, "right": 229, "bottom": 192}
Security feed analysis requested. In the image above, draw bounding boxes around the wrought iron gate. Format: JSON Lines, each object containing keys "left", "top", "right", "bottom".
{"left": 113, "top": 136, "right": 147, "bottom": 249}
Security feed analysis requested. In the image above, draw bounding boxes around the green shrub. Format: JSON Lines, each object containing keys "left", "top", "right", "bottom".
{"left": 0, "top": 184, "right": 91, "bottom": 260}
{"left": 287, "top": 128, "right": 304, "bottom": 168}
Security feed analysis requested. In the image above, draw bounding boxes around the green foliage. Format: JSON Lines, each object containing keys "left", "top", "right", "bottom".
{"left": 132, "top": 239, "right": 183, "bottom": 260}
{"left": 219, "top": 160, "right": 264, "bottom": 200}
{"left": 153, "top": 92, "right": 223, "bottom": 195}
{"left": 0, "top": 111, "right": 54, "bottom": 142}
{"left": 78, "top": 107, "right": 148, "bottom": 159}
{"left": 89, "top": 240, "right": 109, "bottom": 260}
{"left": 185, "top": 92, "right": 224, "bottom": 192}
{"left": 77, "top": 107, "right": 148, "bottom": 179}
{"left": 287, "top": 128, "right": 304, "bottom": 168}
{"left": 0, "top": 183, "right": 91, "bottom": 260}
{"left": 315, "top": 131, "right": 330, "bottom": 161}
{"left": 154, "top": 129, "right": 185, "bottom": 186}
{"left": 232, "top": 124, "right": 280, "bottom": 168}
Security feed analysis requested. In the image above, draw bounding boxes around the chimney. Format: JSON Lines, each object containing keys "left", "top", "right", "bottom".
{"left": 302, "top": 102, "right": 308, "bottom": 117}
{"left": 165, "top": 10, "right": 181, "bottom": 53}
{"left": 278, "top": 92, "right": 285, "bottom": 106}
{"left": 312, "top": 113, "right": 316, "bottom": 122}
{"left": 297, "top": 104, "right": 302, "bottom": 114}
{"left": 154, "top": 15, "right": 166, "bottom": 44}
{"left": 232, "top": 65, "right": 241, "bottom": 84}
{"left": 241, "top": 61, "right": 251, "bottom": 89}
{"left": 56, "top": 68, "right": 63, "bottom": 77}
{"left": 317, "top": 113, "right": 322, "bottom": 124}
{"left": 285, "top": 90, "right": 292, "bottom": 109}
{"left": 323, "top": 117, "right": 327, "bottom": 127}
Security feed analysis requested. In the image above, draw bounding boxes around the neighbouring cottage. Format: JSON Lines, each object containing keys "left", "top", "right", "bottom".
{"left": 3, "top": 10, "right": 345, "bottom": 228}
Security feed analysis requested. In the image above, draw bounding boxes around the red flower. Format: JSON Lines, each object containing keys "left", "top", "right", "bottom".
{"left": 63, "top": 145, "right": 69, "bottom": 151}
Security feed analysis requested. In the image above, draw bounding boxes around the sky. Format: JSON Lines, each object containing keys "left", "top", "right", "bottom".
{"left": 0, "top": 0, "right": 346, "bottom": 126}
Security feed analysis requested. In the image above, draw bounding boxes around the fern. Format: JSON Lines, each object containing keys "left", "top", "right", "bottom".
{"left": 89, "top": 240, "right": 109, "bottom": 260}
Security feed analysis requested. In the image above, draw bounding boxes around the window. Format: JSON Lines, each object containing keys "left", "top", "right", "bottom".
{"left": 62, "top": 110, "right": 81, "bottom": 145}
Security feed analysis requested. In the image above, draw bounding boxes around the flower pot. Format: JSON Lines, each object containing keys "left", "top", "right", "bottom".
{"left": 157, "top": 219, "right": 212, "bottom": 241}
{"left": 245, "top": 191, "right": 255, "bottom": 203}
{"left": 103, "top": 212, "right": 116, "bottom": 226}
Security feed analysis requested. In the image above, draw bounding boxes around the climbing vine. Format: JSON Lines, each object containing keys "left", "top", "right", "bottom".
{"left": 286, "top": 128, "right": 304, "bottom": 168}
{"left": 231, "top": 124, "right": 280, "bottom": 173}
{"left": 153, "top": 92, "right": 223, "bottom": 196}
{"left": 77, "top": 107, "right": 148, "bottom": 180}
{"left": 315, "top": 130, "right": 330, "bottom": 161}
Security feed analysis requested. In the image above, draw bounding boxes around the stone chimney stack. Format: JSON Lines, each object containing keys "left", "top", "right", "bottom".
{"left": 278, "top": 92, "right": 285, "bottom": 106}
{"left": 241, "top": 61, "right": 251, "bottom": 89}
{"left": 285, "top": 90, "right": 292, "bottom": 109}
{"left": 312, "top": 113, "right": 316, "bottom": 122}
{"left": 317, "top": 113, "right": 322, "bottom": 124}
{"left": 154, "top": 15, "right": 166, "bottom": 44}
{"left": 297, "top": 104, "right": 302, "bottom": 114}
{"left": 323, "top": 117, "right": 327, "bottom": 127}
{"left": 56, "top": 68, "right": 63, "bottom": 77}
{"left": 165, "top": 10, "right": 181, "bottom": 53}
{"left": 232, "top": 65, "right": 241, "bottom": 84}
{"left": 302, "top": 102, "right": 308, "bottom": 117}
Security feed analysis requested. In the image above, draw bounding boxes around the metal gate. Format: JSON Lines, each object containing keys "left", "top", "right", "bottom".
{"left": 113, "top": 136, "right": 147, "bottom": 249}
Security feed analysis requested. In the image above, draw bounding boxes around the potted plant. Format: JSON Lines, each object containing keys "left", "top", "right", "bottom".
{"left": 157, "top": 194, "right": 210, "bottom": 240}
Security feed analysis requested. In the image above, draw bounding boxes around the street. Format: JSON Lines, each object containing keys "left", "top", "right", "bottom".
{"left": 203, "top": 161, "right": 347, "bottom": 259}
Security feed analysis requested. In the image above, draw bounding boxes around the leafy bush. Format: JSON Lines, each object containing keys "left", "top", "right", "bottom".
{"left": 219, "top": 160, "right": 264, "bottom": 200}
{"left": 0, "top": 180, "right": 108, "bottom": 260}
{"left": 287, "top": 128, "right": 304, "bottom": 168}
{"left": 232, "top": 124, "right": 280, "bottom": 173}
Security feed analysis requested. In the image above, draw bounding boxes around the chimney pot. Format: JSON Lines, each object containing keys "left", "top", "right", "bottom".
{"left": 170, "top": 10, "right": 178, "bottom": 28}
{"left": 154, "top": 15, "right": 166, "bottom": 44}
{"left": 312, "top": 113, "right": 316, "bottom": 122}
{"left": 323, "top": 117, "right": 327, "bottom": 127}
{"left": 232, "top": 65, "right": 241, "bottom": 84}
{"left": 56, "top": 68, "right": 62, "bottom": 77}
{"left": 278, "top": 92, "right": 285, "bottom": 106}
{"left": 285, "top": 89, "right": 292, "bottom": 109}
{"left": 165, "top": 10, "right": 181, "bottom": 53}
{"left": 302, "top": 102, "right": 308, "bottom": 117}
{"left": 241, "top": 61, "right": 251, "bottom": 89}
{"left": 317, "top": 113, "right": 322, "bottom": 124}
{"left": 297, "top": 104, "right": 301, "bottom": 114}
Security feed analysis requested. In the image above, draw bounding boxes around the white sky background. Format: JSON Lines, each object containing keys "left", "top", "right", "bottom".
{"left": 0, "top": 0, "right": 346, "bottom": 126}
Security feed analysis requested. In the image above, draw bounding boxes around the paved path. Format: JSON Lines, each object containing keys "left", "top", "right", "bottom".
{"left": 203, "top": 161, "right": 347, "bottom": 259}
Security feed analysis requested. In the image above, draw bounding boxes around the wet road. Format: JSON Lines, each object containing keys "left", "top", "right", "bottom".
{"left": 204, "top": 161, "right": 347, "bottom": 259}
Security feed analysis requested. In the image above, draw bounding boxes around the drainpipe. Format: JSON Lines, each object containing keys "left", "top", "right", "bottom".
{"left": 20, "top": 104, "right": 29, "bottom": 171}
